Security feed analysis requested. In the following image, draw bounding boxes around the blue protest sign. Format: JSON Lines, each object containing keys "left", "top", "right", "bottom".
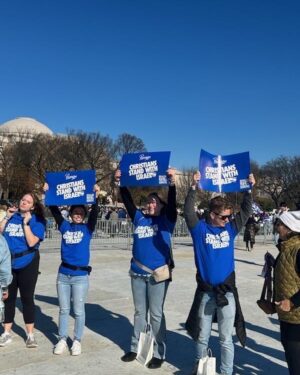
{"left": 45, "top": 170, "right": 96, "bottom": 206}
{"left": 119, "top": 151, "right": 170, "bottom": 187}
{"left": 199, "top": 149, "right": 251, "bottom": 193}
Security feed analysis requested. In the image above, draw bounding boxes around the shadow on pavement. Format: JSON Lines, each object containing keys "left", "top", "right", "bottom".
{"left": 166, "top": 322, "right": 287, "bottom": 375}
{"left": 30, "top": 295, "right": 287, "bottom": 374}
{"left": 85, "top": 302, "right": 132, "bottom": 352}
{"left": 34, "top": 294, "right": 132, "bottom": 352}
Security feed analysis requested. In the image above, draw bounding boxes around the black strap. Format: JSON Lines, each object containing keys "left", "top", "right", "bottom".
{"left": 169, "top": 246, "right": 175, "bottom": 270}
{"left": 61, "top": 262, "right": 92, "bottom": 274}
{"left": 260, "top": 252, "right": 275, "bottom": 302}
{"left": 11, "top": 248, "right": 38, "bottom": 260}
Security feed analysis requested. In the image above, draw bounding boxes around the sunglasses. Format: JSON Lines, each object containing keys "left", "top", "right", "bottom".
{"left": 213, "top": 212, "right": 231, "bottom": 221}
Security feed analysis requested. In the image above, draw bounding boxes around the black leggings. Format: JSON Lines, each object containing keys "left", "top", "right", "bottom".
{"left": 4, "top": 253, "right": 40, "bottom": 324}
{"left": 280, "top": 321, "right": 300, "bottom": 375}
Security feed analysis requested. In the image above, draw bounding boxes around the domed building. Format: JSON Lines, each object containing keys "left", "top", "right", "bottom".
{"left": 0, "top": 117, "right": 53, "bottom": 144}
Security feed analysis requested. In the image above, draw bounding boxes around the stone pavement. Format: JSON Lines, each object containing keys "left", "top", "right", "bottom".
{"left": 0, "top": 237, "right": 288, "bottom": 375}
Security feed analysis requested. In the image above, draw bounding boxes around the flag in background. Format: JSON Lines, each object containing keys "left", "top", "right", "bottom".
{"left": 252, "top": 201, "right": 263, "bottom": 214}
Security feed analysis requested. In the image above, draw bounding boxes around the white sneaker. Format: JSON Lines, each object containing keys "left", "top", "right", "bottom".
{"left": 71, "top": 340, "right": 81, "bottom": 356}
{"left": 53, "top": 339, "right": 67, "bottom": 355}
{"left": 0, "top": 332, "right": 12, "bottom": 347}
{"left": 26, "top": 334, "right": 38, "bottom": 348}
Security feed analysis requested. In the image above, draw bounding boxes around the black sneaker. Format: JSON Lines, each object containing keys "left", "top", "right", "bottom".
{"left": 147, "top": 357, "right": 164, "bottom": 369}
{"left": 121, "top": 351, "right": 137, "bottom": 362}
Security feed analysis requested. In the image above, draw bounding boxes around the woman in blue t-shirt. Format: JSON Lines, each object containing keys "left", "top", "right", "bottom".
{"left": 115, "top": 168, "right": 177, "bottom": 369}
{"left": 44, "top": 183, "right": 100, "bottom": 356}
{"left": 0, "top": 193, "right": 46, "bottom": 348}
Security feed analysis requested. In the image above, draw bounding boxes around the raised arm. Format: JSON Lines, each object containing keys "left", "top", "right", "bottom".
{"left": 115, "top": 169, "right": 137, "bottom": 221}
{"left": 232, "top": 173, "right": 255, "bottom": 232}
{"left": 87, "top": 184, "right": 100, "bottom": 232}
{"left": 22, "top": 212, "right": 41, "bottom": 248}
{"left": 43, "top": 183, "right": 64, "bottom": 227}
{"left": 165, "top": 168, "right": 177, "bottom": 223}
{"left": 184, "top": 171, "right": 201, "bottom": 230}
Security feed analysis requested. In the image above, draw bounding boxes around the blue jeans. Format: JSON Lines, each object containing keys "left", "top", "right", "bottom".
{"left": 196, "top": 291, "right": 236, "bottom": 375}
{"left": 56, "top": 273, "right": 89, "bottom": 341}
{"left": 130, "top": 274, "right": 169, "bottom": 359}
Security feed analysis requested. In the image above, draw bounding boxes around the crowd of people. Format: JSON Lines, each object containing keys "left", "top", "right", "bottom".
{"left": 0, "top": 171, "right": 299, "bottom": 375}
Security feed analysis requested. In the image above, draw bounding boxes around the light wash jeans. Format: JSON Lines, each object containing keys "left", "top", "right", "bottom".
{"left": 130, "top": 273, "right": 169, "bottom": 359}
{"left": 56, "top": 273, "right": 89, "bottom": 341}
{"left": 196, "top": 291, "right": 236, "bottom": 375}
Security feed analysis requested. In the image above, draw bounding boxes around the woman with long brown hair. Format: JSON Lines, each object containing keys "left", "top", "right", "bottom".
{"left": 0, "top": 193, "right": 46, "bottom": 348}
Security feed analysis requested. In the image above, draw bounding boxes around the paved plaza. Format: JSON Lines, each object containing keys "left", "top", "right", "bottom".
{"left": 0, "top": 236, "right": 288, "bottom": 375}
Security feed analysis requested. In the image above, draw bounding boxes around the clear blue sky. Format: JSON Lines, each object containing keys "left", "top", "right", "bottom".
{"left": 1, "top": 0, "right": 299, "bottom": 169}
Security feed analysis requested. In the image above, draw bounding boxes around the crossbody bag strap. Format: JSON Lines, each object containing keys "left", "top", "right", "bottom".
{"left": 61, "top": 262, "right": 92, "bottom": 274}
{"left": 11, "top": 248, "right": 38, "bottom": 260}
{"left": 260, "top": 262, "right": 273, "bottom": 302}
{"left": 169, "top": 246, "right": 175, "bottom": 269}
{"left": 132, "top": 258, "right": 153, "bottom": 274}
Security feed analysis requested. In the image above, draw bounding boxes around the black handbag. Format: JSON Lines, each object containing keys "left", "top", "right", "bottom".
{"left": 257, "top": 252, "right": 276, "bottom": 315}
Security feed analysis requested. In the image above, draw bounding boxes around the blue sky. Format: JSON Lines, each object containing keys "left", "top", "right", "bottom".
{"left": 1, "top": 0, "right": 299, "bottom": 169}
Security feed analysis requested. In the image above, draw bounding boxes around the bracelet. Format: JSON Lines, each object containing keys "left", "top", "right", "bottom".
{"left": 4, "top": 216, "right": 10, "bottom": 220}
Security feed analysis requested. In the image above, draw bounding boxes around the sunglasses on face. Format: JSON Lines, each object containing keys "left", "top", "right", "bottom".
{"left": 213, "top": 212, "right": 231, "bottom": 221}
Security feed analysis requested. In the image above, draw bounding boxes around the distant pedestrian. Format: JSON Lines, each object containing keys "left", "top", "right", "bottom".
{"left": 243, "top": 214, "right": 259, "bottom": 251}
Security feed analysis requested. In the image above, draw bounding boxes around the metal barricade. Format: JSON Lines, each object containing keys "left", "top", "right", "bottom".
{"left": 43, "top": 216, "right": 277, "bottom": 251}
{"left": 238, "top": 221, "right": 275, "bottom": 245}
{"left": 41, "top": 217, "right": 193, "bottom": 251}
{"left": 42, "top": 218, "right": 134, "bottom": 251}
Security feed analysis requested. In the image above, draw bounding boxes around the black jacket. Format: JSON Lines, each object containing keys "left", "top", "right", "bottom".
{"left": 185, "top": 271, "right": 246, "bottom": 347}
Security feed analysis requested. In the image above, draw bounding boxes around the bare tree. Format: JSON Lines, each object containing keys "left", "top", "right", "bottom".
{"left": 258, "top": 156, "right": 300, "bottom": 209}
{"left": 114, "top": 133, "right": 146, "bottom": 161}
{"left": 176, "top": 168, "right": 195, "bottom": 208}
{"left": 0, "top": 131, "right": 38, "bottom": 198}
{"left": 280, "top": 156, "right": 300, "bottom": 208}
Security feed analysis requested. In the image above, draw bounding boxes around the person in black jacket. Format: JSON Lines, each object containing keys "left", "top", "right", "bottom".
{"left": 243, "top": 214, "right": 259, "bottom": 251}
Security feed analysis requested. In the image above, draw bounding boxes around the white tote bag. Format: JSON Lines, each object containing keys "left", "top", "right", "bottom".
{"left": 197, "top": 349, "right": 216, "bottom": 375}
{"left": 136, "top": 324, "right": 154, "bottom": 366}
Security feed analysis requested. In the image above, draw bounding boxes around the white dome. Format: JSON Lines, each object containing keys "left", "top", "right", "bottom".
{"left": 0, "top": 117, "right": 53, "bottom": 136}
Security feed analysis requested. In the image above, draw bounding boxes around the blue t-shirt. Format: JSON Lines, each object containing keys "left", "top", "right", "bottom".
{"left": 131, "top": 210, "right": 175, "bottom": 275}
{"left": 58, "top": 220, "right": 93, "bottom": 276}
{"left": 190, "top": 219, "right": 238, "bottom": 286}
{"left": 3, "top": 212, "right": 45, "bottom": 269}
